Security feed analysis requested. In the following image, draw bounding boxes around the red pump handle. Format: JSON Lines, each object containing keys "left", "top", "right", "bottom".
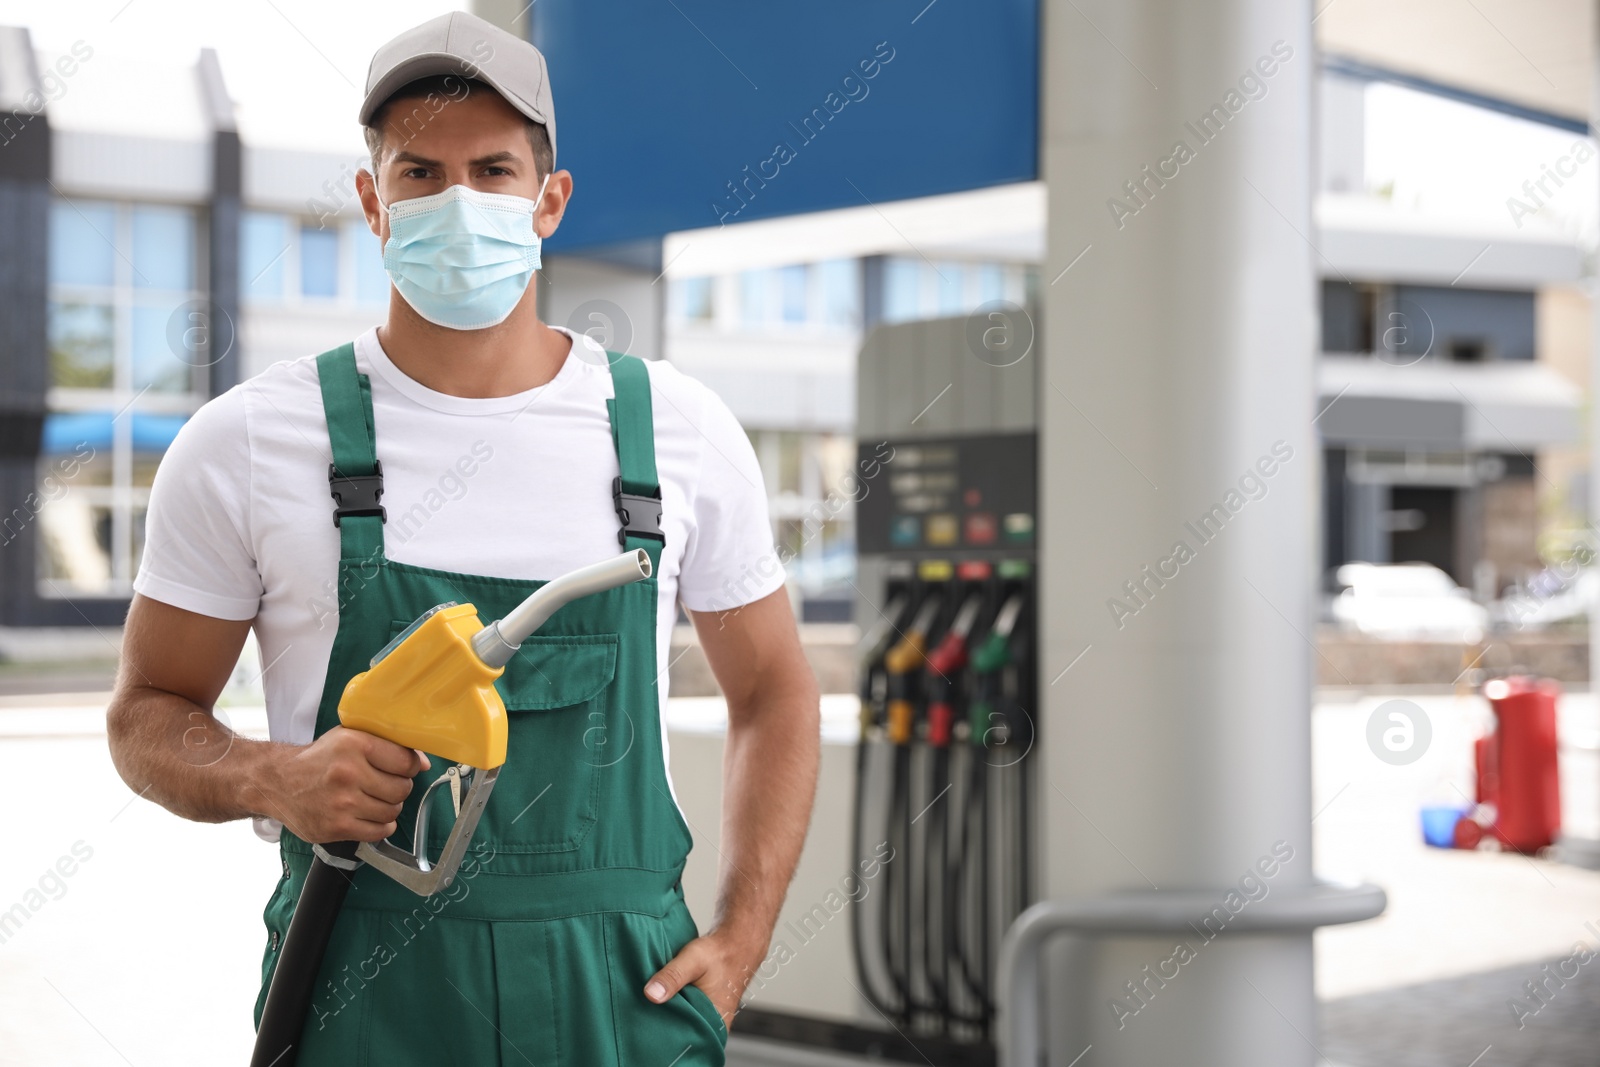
{"left": 928, "top": 701, "right": 954, "bottom": 747}
{"left": 925, "top": 629, "right": 970, "bottom": 749}
{"left": 926, "top": 629, "right": 970, "bottom": 676}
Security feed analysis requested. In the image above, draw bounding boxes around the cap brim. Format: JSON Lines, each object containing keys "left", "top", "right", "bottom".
{"left": 358, "top": 51, "right": 548, "bottom": 129}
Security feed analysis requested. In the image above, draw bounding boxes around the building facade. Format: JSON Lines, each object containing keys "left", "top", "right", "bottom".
{"left": 1313, "top": 65, "right": 1587, "bottom": 596}
{"left": 0, "top": 29, "right": 396, "bottom": 627}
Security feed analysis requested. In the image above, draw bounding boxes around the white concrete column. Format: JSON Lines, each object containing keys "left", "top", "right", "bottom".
{"left": 1037, "top": 1, "right": 1321, "bottom": 1063}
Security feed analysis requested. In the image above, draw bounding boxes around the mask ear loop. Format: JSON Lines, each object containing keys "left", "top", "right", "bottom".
{"left": 370, "top": 177, "right": 391, "bottom": 263}
{"left": 531, "top": 172, "right": 552, "bottom": 232}
{"left": 373, "top": 171, "right": 390, "bottom": 217}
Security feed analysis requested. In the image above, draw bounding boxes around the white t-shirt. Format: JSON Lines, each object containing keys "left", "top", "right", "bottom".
{"left": 134, "top": 325, "right": 784, "bottom": 841}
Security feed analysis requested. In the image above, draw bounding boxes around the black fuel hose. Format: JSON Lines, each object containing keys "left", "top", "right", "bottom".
{"left": 850, "top": 724, "right": 905, "bottom": 1019}
{"left": 922, "top": 742, "right": 951, "bottom": 1030}
{"left": 850, "top": 594, "right": 912, "bottom": 1023}
{"left": 887, "top": 742, "right": 914, "bottom": 1024}
{"left": 250, "top": 841, "right": 359, "bottom": 1067}
{"left": 927, "top": 740, "right": 989, "bottom": 1034}
{"left": 943, "top": 742, "right": 994, "bottom": 1031}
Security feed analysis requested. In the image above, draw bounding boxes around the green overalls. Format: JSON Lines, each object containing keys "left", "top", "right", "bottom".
{"left": 252, "top": 343, "right": 728, "bottom": 1065}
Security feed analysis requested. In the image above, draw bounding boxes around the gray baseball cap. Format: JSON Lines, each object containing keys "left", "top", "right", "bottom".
{"left": 359, "top": 11, "right": 556, "bottom": 165}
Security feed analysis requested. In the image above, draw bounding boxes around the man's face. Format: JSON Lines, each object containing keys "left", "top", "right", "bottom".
{"left": 358, "top": 87, "right": 568, "bottom": 245}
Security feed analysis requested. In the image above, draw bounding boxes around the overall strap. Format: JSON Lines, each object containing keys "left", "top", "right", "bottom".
{"left": 604, "top": 352, "right": 664, "bottom": 571}
{"left": 315, "top": 344, "right": 386, "bottom": 562}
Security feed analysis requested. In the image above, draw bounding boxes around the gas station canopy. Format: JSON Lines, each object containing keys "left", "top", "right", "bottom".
{"left": 532, "top": 0, "right": 1039, "bottom": 253}
{"left": 535, "top": 0, "right": 1596, "bottom": 268}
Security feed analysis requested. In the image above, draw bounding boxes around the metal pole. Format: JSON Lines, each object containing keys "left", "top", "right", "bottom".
{"left": 997, "top": 884, "right": 1388, "bottom": 1066}
{"left": 1037, "top": 0, "right": 1336, "bottom": 1062}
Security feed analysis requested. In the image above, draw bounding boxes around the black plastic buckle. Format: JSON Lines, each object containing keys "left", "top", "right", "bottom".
{"left": 613, "top": 476, "right": 663, "bottom": 547}
{"left": 329, "top": 462, "right": 386, "bottom": 527}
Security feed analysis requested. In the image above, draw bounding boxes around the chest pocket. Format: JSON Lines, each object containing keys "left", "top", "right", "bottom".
{"left": 488, "top": 632, "right": 621, "bottom": 855}
{"left": 382, "top": 624, "right": 620, "bottom": 862}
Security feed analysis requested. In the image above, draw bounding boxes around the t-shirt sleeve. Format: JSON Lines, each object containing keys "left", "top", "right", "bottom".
{"left": 668, "top": 373, "right": 786, "bottom": 613}
{"left": 132, "top": 389, "right": 262, "bottom": 621}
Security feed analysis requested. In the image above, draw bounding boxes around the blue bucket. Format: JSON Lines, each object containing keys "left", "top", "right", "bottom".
{"left": 1420, "top": 805, "right": 1468, "bottom": 848}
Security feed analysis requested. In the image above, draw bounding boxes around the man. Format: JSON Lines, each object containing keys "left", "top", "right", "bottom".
{"left": 104, "top": 12, "right": 819, "bottom": 1064}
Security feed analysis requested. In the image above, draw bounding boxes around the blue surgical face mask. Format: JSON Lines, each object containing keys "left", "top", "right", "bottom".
{"left": 379, "top": 176, "right": 550, "bottom": 331}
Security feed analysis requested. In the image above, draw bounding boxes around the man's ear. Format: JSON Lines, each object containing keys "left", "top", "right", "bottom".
{"left": 355, "top": 167, "right": 384, "bottom": 238}
{"left": 536, "top": 169, "right": 574, "bottom": 239}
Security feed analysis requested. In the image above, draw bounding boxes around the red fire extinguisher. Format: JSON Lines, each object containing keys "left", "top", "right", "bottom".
{"left": 1475, "top": 676, "right": 1562, "bottom": 853}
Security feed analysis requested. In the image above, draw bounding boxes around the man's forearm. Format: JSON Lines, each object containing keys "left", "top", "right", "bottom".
{"left": 106, "top": 687, "right": 288, "bottom": 826}
{"left": 710, "top": 668, "right": 821, "bottom": 962}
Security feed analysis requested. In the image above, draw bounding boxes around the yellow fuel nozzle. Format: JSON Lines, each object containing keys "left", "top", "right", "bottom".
{"left": 881, "top": 593, "right": 944, "bottom": 746}
{"left": 886, "top": 698, "right": 916, "bottom": 745}
{"left": 328, "top": 549, "right": 653, "bottom": 897}
{"left": 338, "top": 603, "right": 509, "bottom": 770}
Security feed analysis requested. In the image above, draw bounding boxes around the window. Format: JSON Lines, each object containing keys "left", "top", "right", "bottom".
{"left": 672, "top": 260, "right": 858, "bottom": 332}
{"left": 133, "top": 303, "right": 189, "bottom": 392}
{"left": 675, "top": 276, "right": 714, "bottom": 322}
{"left": 240, "top": 212, "right": 388, "bottom": 307}
{"left": 777, "top": 431, "right": 804, "bottom": 495}
{"left": 44, "top": 197, "right": 207, "bottom": 596}
{"left": 935, "top": 261, "right": 964, "bottom": 315}
{"left": 740, "top": 268, "right": 772, "bottom": 326}
{"left": 132, "top": 206, "right": 196, "bottom": 291}
{"left": 882, "top": 257, "right": 1030, "bottom": 324}
{"left": 241, "top": 211, "right": 288, "bottom": 299}
{"left": 817, "top": 259, "right": 859, "bottom": 327}
{"left": 976, "top": 263, "right": 1005, "bottom": 306}
{"left": 48, "top": 303, "right": 114, "bottom": 389}
{"left": 1390, "top": 285, "right": 1535, "bottom": 362}
{"left": 884, "top": 258, "right": 922, "bottom": 323}
{"left": 300, "top": 225, "right": 340, "bottom": 298}
{"left": 1321, "top": 280, "right": 1377, "bottom": 354}
{"left": 50, "top": 202, "right": 116, "bottom": 287}
{"left": 779, "top": 264, "right": 808, "bottom": 323}
{"left": 747, "top": 429, "right": 860, "bottom": 598}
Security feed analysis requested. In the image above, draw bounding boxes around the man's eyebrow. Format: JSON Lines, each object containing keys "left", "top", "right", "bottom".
{"left": 469, "top": 151, "right": 520, "bottom": 167}
{"left": 391, "top": 151, "right": 441, "bottom": 168}
{"left": 389, "top": 150, "right": 521, "bottom": 169}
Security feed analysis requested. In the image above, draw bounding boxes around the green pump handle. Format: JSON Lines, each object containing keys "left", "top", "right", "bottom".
{"left": 967, "top": 592, "right": 1025, "bottom": 747}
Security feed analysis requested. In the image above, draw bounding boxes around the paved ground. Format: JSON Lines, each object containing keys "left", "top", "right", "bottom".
{"left": 0, "top": 698, "right": 279, "bottom": 1066}
{"left": 1312, "top": 690, "right": 1600, "bottom": 1067}
{"left": 1321, "top": 957, "right": 1600, "bottom": 1067}
{"left": 2, "top": 687, "right": 1598, "bottom": 1065}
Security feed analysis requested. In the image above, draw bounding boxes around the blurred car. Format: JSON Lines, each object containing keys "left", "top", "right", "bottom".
{"left": 1493, "top": 567, "right": 1599, "bottom": 631}
{"left": 1332, "top": 562, "right": 1488, "bottom": 642}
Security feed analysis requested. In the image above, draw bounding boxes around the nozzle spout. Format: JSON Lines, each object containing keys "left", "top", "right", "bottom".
{"left": 471, "top": 549, "right": 652, "bottom": 668}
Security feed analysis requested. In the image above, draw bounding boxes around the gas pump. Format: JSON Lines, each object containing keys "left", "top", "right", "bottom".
{"left": 714, "top": 313, "right": 1037, "bottom": 1066}
{"left": 847, "top": 313, "right": 1039, "bottom": 1059}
